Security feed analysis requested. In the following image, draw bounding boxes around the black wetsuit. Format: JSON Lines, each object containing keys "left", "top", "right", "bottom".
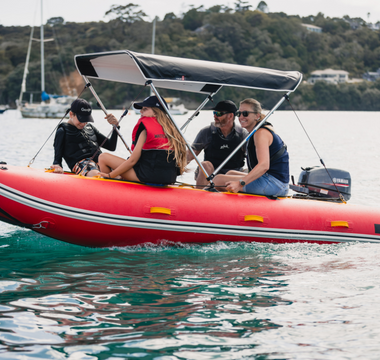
{"left": 53, "top": 123, "right": 118, "bottom": 171}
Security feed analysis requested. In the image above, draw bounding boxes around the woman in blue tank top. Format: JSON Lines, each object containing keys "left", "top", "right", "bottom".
{"left": 213, "top": 98, "right": 289, "bottom": 196}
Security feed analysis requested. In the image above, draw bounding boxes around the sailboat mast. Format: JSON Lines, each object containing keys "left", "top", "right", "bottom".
{"left": 150, "top": 17, "right": 157, "bottom": 96}
{"left": 18, "top": 26, "right": 35, "bottom": 106}
{"left": 151, "top": 17, "right": 157, "bottom": 55}
{"left": 40, "top": 0, "right": 45, "bottom": 93}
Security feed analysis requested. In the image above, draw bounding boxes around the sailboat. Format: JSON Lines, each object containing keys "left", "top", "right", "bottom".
{"left": 18, "top": 0, "right": 75, "bottom": 119}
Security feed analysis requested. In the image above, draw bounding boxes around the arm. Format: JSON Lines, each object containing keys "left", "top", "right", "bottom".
{"left": 187, "top": 127, "right": 210, "bottom": 164}
{"left": 226, "top": 129, "right": 272, "bottom": 193}
{"left": 99, "top": 130, "right": 147, "bottom": 179}
{"left": 51, "top": 127, "right": 65, "bottom": 173}
{"left": 95, "top": 114, "right": 120, "bottom": 151}
{"left": 186, "top": 148, "right": 200, "bottom": 164}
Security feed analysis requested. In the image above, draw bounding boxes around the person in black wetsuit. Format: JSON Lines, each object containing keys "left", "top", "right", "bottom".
{"left": 213, "top": 98, "right": 289, "bottom": 196}
{"left": 51, "top": 98, "right": 119, "bottom": 177}
{"left": 187, "top": 100, "right": 248, "bottom": 186}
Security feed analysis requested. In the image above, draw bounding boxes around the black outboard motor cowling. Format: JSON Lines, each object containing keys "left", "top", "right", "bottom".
{"left": 291, "top": 166, "right": 351, "bottom": 201}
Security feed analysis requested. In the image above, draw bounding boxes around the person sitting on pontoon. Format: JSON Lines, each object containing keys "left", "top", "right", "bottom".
{"left": 51, "top": 98, "right": 119, "bottom": 177}
{"left": 98, "top": 96, "right": 187, "bottom": 184}
{"left": 213, "top": 98, "right": 289, "bottom": 196}
{"left": 187, "top": 100, "right": 248, "bottom": 186}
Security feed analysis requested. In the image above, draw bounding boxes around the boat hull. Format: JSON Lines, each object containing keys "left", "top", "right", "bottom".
{"left": 1, "top": 165, "right": 380, "bottom": 247}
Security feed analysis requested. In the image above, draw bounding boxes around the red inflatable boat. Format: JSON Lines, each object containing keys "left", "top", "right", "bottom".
{"left": 1, "top": 165, "right": 380, "bottom": 246}
{"left": 2, "top": 50, "right": 379, "bottom": 246}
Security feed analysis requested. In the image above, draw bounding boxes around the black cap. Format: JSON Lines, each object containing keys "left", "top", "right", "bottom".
{"left": 70, "top": 98, "right": 94, "bottom": 123}
{"left": 212, "top": 100, "right": 237, "bottom": 114}
{"left": 133, "top": 96, "right": 168, "bottom": 112}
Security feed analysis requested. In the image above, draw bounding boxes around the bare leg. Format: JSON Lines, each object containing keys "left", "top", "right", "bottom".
{"left": 225, "top": 170, "right": 245, "bottom": 176}
{"left": 98, "top": 153, "right": 125, "bottom": 173}
{"left": 196, "top": 161, "right": 214, "bottom": 186}
{"left": 98, "top": 153, "right": 140, "bottom": 182}
{"left": 213, "top": 173, "right": 244, "bottom": 191}
{"left": 86, "top": 169, "right": 100, "bottom": 177}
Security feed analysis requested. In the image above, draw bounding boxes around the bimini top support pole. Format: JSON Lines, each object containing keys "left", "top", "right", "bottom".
{"left": 147, "top": 80, "right": 215, "bottom": 187}
{"left": 180, "top": 87, "right": 222, "bottom": 132}
{"left": 82, "top": 75, "right": 132, "bottom": 154}
{"left": 209, "top": 90, "right": 293, "bottom": 181}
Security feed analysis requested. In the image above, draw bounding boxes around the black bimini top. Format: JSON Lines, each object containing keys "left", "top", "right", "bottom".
{"left": 74, "top": 50, "right": 302, "bottom": 94}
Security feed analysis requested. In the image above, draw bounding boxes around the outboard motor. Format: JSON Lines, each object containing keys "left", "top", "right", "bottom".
{"left": 290, "top": 166, "right": 351, "bottom": 201}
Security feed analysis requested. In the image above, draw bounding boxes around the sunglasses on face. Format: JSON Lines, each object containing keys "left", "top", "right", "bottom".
{"left": 236, "top": 110, "right": 256, "bottom": 117}
{"left": 213, "top": 111, "right": 229, "bottom": 117}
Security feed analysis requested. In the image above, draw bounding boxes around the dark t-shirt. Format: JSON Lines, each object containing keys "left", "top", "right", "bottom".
{"left": 191, "top": 122, "right": 248, "bottom": 153}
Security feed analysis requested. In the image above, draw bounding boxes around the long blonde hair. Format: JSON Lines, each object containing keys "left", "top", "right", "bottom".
{"left": 152, "top": 108, "right": 187, "bottom": 174}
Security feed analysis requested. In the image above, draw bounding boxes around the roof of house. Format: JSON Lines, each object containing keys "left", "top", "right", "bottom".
{"left": 311, "top": 69, "right": 349, "bottom": 76}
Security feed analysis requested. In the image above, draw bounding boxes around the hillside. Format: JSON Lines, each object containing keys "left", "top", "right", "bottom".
{"left": 1, "top": 3, "right": 380, "bottom": 110}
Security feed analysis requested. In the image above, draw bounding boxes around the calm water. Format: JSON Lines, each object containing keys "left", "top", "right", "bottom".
{"left": 1, "top": 108, "right": 380, "bottom": 359}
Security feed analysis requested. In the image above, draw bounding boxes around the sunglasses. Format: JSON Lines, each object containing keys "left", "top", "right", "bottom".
{"left": 213, "top": 111, "right": 229, "bottom": 117}
{"left": 236, "top": 110, "right": 256, "bottom": 117}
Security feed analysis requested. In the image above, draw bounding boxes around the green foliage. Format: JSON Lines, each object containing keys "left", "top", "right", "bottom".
{"left": 1, "top": 7, "right": 380, "bottom": 110}
{"left": 104, "top": 3, "right": 147, "bottom": 23}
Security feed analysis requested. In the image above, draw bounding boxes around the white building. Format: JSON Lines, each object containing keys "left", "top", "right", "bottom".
{"left": 301, "top": 24, "right": 322, "bottom": 33}
{"left": 363, "top": 68, "right": 380, "bottom": 82}
{"left": 308, "top": 69, "right": 349, "bottom": 84}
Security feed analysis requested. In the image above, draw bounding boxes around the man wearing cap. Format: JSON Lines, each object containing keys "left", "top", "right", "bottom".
{"left": 187, "top": 100, "right": 248, "bottom": 186}
{"left": 51, "top": 98, "right": 119, "bottom": 177}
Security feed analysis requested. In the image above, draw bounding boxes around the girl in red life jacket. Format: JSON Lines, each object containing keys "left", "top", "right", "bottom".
{"left": 98, "top": 96, "right": 187, "bottom": 185}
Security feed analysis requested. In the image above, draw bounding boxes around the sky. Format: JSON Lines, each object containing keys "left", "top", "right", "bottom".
{"left": 1, "top": 0, "right": 380, "bottom": 27}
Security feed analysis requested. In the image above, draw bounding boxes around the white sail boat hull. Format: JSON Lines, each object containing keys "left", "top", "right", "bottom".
{"left": 18, "top": 0, "right": 75, "bottom": 119}
{"left": 20, "top": 97, "right": 74, "bottom": 119}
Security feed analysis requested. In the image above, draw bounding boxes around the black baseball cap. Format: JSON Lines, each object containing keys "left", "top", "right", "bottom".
{"left": 70, "top": 98, "right": 94, "bottom": 123}
{"left": 212, "top": 100, "right": 237, "bottom": 114}
{"left": 133, "top": 96, "right": 168, "bottom": 112}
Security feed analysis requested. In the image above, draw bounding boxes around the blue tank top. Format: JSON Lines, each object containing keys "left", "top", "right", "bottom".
{"left": 247, "top": 127, "right": 289, "bottom": 183}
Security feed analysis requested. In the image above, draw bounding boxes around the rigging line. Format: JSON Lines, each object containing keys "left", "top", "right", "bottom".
{"left": 51, "top": 25, "right": 72, "bottom": 96}
{"left": 285, "top": 96, "right": 346, "bottom": 203}
{"left": 27, "top": 83, "right": 91, "bottom": 167}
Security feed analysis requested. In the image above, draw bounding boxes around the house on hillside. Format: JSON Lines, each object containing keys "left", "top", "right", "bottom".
{"left": 301, "top": 24, "right": 322, "bottom": 33}
{"left": 363, "top": 68, "right": 380, "bottom": 82}
{"left": 308, "top": 69, "right": 349, "bottom": 84}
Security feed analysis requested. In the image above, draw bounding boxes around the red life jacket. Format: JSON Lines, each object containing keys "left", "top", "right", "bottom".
{"left": 131, "top": 116, "right": 171, "bottom": 151}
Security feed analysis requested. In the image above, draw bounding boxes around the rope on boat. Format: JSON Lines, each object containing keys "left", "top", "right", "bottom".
{"left": 27, "top": 83, "right": 92, "bottom": 167}
{"left": 285, "top": 95, "right": 346, "bottom": 204}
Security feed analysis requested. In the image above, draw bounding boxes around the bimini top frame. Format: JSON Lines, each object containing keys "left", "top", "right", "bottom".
{"left": 75, "top": 50, "right": 302, "bottom": 94}
{"left": 74, "top": 50, "right": 303, "bottom": 188}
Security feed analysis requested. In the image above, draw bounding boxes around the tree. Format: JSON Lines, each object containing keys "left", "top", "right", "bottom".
{"left": 164, "top": 12, "right": 177, "bottom": 21}
{"left": 235, "top": 0, "right": 251, "bottom": 12}
{"left": 105, "top": 3, "right": 147, "bottom": 23}
{"left": 182, "top": 7, "right": 205, "bottom": 31}
{"left": 47, "top": 17, "right": 64, "bottom": 26}
{"left": 256, "top": 1, "right": 268, "bottom": 13}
